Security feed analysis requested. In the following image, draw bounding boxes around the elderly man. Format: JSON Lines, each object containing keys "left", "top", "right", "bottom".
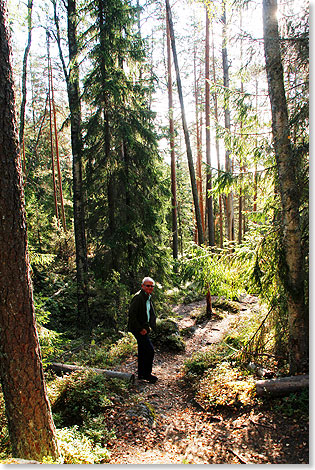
{"left": 128, "top": 277, "right": 158, "bottom": 383}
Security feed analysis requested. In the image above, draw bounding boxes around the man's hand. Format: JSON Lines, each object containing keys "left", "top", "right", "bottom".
{"left": 140, "top": 328, "right": 147, "bottom": 335}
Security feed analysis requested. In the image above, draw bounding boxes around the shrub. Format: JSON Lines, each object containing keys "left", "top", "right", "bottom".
{"left": 196, "top": 362, "right": 256, "bottom": 409}
{"left": 183, "top": 349, "right": 218, "bottom": 379}
{"left": 57, "top": 426, "right": 110, "bottom": 464}
{"left": 48, "top": 370, "right": 129, "bottom": 427}
{"left": 151, "top": 318, "right": 185, "bottom": 352}
{"left": 106, "top": 332, "right": 137, "bottom": 365}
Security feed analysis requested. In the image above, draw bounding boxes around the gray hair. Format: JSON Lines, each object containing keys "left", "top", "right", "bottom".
{"left": 141, "top": 276, "right": 155, "bottom": 285}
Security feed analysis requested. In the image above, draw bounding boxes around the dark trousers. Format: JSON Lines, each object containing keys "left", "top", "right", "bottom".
{"left": 133, "top": 332, "right": 154, "bottom": 378}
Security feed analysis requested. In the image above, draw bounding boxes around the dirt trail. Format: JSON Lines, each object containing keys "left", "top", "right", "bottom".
{"left": 106, "top": 297, "right": 308, "bottom": 464}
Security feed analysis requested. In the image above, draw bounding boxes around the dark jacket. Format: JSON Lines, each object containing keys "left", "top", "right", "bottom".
{"left": 127, "top": 289, "right": 157, "bottom": 335}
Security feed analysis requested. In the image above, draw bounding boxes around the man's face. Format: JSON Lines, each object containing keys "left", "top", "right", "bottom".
{"left": 142, "top": 281, "right": 155, "bottom": 295}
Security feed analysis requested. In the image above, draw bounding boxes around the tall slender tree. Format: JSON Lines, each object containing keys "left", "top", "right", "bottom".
{"left": 19, "top": 0, "right": 33, "bottom": 153}
{"left": 211, "top": 22, "right": 223, "bottom": 248}
{"left": 193, "top": 40, "right": 205, "bottom": 241}
{"left": 54, "top": 0, "right": 89, "bottom": 327}
{"left": 0, "top": 1, "right": 60, "bottom": 460}
{"left": 165, "top": 0, "right": 205, "bottom": 245}
{"left": 263, "top": 0, "right": 308, "bottom": 373}
{"left": 221, "top": 0, "right": 234, "bottom": 242}
{"left": 205, "top": 8, "right": 215, "bottom": 246}
{"left": 166, "top": 14, "right": 178, "bottom": 260}
{"left": 47, "top": 33, "right": 59, "bottom": 223}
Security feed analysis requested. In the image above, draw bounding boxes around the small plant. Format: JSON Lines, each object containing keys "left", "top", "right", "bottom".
{"left": 48, "top": 370, "right": 129, "bottom": 427}
{"left": 184, "top": 348, "right": 218, "bottom": 379}
{"left": 212, "top": 298, "right": 240, "bottom": 313}
{"left": 57, "top": 426, "right": 110, "bottom": 464}
{"left": 0, "top": 392, "right": 10, "bottom": 460}
{"left": 151, "top": 318, "right": 185, "bottom": 352}
{"left": 196, "top": 361, "right": 256, "bottom": 409}
{"left": 271, "top": 389, "right": 309, "bottom": 418}
{"left": 107, "top": 332, "right": 137, "bottom": 365}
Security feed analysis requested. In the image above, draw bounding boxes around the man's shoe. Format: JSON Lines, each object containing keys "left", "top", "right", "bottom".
{"left": 138, "top": 374, "right": 158, "bottom": 383}
{"left": 145, "top": 374, "right": 158, "bottom": 383}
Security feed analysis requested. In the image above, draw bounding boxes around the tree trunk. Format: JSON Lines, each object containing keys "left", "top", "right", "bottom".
{"left": 65, "top": 0, "right": 90, "bottom": 328}
{"left": 0, "top": 3, "right": 60, "bottom": 460}
{"left": 19, "top": 0, "right": 33, "bottom": 153}
{"left": 238, "top": 12, "right": 244, "bottom": 245}
{"left": 211, "top": 25, "right": 223, "bottom": 248}
{"left": 221, "top": 1, "right": 234, "bottom": 242}
{"left": 166, "top": 15, "right": 178, "bottom": 259}
{"left": 193, "top": 46, "right": 205, "bottom": 242}
{"left": 165, "top": 0, "right": 205, "bottom": 246}
{"left": 205, "top": 9, "right": 215, "bottom": 246}
{"left": 49, "top": 62, "right": 67, "bottom": 232}
{"left": 256, "top": 374, "right": 309, "bottom": 397}
{"left": 47, "top": 35, "right": 59, "bottom": 223}
{"left": 49, "top": 363, "right": 135, "bottom": 383}
{"left": 263, "top": 0, "right": 308, "bottom": 374}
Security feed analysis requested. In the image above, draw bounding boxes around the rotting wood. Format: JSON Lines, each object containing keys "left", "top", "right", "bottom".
{"left": 256, "top": 374, "right": 308, "bottom": 397}
{"left": 48, "top": 362, "right": 135, "bottom": 383}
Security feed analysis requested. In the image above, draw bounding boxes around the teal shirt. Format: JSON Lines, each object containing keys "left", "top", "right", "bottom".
{"left": 146, "top": 295, "right": 151, "bottom": 322}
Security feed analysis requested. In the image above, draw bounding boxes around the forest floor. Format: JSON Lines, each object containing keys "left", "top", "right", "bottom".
{"left": 104, "top": 297, "right": 309, "bottom": 464}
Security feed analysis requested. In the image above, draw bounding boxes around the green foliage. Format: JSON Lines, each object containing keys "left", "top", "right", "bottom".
{"left": 106, "top": 332, "right": 137, "bottom": 365}
{"left": 196, "top": 362, "right": 256, "bottom": 409}
{"left": 56, "top": 426, "right": 110, "bottom": 464}
{"left": 0, "top": 392, "right": 10, "bottom": 460}
{"left": 151, "top": 318, "right": 185, "bottom": 352}
{"left": 271, "top": 390, "right": 309, "bottom": 418}
{"left": 83, "top": 0, "right": 172, "bottom": 291}
{"left": 34, "top": 297, "right": 64, "bottom": 365}
{"left": 183, "top": 349, "right": 218, "bottom": 379}
{"left": 49, "top": 370, "right": 129, "bottom": 427}
{"left": 181, "top": 243, "right": 254, "bottom": 301}
{"left": 88, "top": 271, "right": 131, "bottom": 334}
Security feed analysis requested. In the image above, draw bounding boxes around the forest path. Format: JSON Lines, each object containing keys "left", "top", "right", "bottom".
{"left": 106, "top": 297, "right": 308, "bottom": 464}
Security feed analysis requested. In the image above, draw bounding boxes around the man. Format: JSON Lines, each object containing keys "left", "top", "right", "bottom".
{"left": 128, "top": 277, "right": 158, "bottom": 383}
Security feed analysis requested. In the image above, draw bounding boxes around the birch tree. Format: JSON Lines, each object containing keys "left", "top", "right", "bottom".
{"left": 263, "top": 0, "right": 308, "bottom": 374}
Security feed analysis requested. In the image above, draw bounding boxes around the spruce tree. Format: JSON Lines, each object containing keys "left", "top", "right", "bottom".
{"left": 83, "top": 0, "right": 170, "bottom": 297}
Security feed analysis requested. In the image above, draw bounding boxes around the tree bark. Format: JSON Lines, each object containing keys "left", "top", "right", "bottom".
{"left": 54, "top": 0, "right": 90, "bottom": 328}
{"left": 221, "top": 1, "right": 234, "bottom": 242}
{"left": 65, "top": 0, "right": 90, "bottom": 328}
{"left": 211, "top": 24, "right": 223, "bottom": 248}
{"left": 205, "top": 9, "right": 215, "bottom": 246}
{"left": 256, "top": 374, "right": 309, "bottom": 397}
{"left": 165, "top": 0, "right": 205, "bottom": 245}
{"left": 19, "top": 0, "right": 33, "bottom": 153}
{"left": 166, "top": 15, "right": 178, "bottom": 259}
{"left": 0, "top": 3, "right": 60, "bottom": 460}
{"left": 263, "top": 0, "right": 308, "bottom": 374}
{"left": 49, "top": 363, "right": 135, "bottom": 383}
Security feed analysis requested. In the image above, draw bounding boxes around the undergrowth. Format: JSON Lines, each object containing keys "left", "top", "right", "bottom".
{"left": 183, "top": 301, "right": 289, "bottom": 411}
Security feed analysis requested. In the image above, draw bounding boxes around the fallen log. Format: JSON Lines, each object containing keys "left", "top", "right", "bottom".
{"left": 48, "top": 362, "right": 135, "bottom": 383}
{"left": 256, "top": 374, "right": 309, "bottom": 397}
